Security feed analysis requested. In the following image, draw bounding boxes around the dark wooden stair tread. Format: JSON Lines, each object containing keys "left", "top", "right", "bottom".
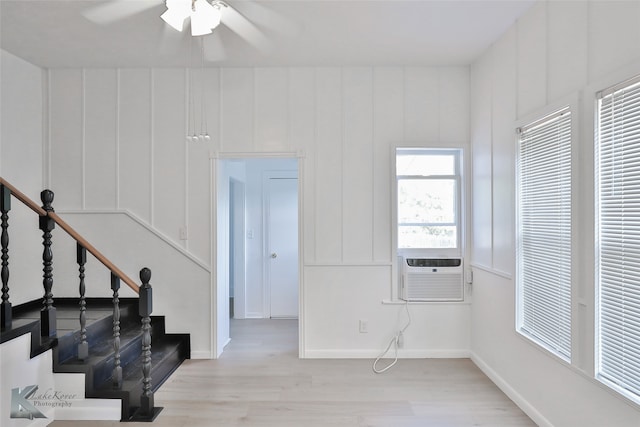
{"left": 1, "top": 298, "right": 189, "bottom": 421}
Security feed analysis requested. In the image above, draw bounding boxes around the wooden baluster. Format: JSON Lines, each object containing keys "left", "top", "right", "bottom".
{"left": 111, "top": 273, "right": 122, "bottom": 388}
{"left": 1, "top": 184, "right": 11, "bottom": 329}
{"left": 138, "top": 267, "right": 154, "bottom": 418}
{"left": 39, "top": 189, "right": 56, "bottom": 337}
{"left": 77, "top": 243, "right": 88, "bottom": 360}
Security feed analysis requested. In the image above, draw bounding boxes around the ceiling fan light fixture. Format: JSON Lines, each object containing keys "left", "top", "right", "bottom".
{"left": 191, "top": 0, "right": 223, "bottom": 35}
{"left": 162, "top": 0, "right": 227, "bottom": 35}
{"left": 161, "top": 0, "right": 191, "bottom": 31}
{"left": 190, "top": 0, "right": 213, "bottom": 36}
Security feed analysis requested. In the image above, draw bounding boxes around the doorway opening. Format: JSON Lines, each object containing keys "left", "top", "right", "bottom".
{"left": 216, "top": 157, "right": 300, "bottom": 357}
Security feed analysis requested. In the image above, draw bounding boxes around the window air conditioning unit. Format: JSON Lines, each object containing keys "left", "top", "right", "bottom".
{"left": 401, "top": 258, "right": 464, "bottom": 302}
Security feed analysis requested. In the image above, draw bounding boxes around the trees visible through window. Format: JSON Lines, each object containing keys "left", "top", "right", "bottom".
{"left": 396, "top": 149, "right": 461, "bottom": 251}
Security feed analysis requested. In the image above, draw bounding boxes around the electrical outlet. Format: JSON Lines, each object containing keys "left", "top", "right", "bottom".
{"left": 359, "top": 319, "right": 368, "bottom": 333}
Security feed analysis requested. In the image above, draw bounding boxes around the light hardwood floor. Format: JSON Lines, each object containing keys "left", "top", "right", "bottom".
{"left": 51, "top": 319, "right": 536, "bottom": 427}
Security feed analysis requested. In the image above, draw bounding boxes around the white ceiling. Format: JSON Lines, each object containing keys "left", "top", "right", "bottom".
{"left": 0, "top": 0, "right": 535, "bottom": 68}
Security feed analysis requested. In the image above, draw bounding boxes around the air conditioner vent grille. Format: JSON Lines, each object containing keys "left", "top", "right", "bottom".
{"left": 402, "top": 258, "right": 464, "bottom": 302}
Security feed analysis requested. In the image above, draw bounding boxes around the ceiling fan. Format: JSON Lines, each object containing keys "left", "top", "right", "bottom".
{"left": 82, "top": 0, "right": 296, "bottom": 59}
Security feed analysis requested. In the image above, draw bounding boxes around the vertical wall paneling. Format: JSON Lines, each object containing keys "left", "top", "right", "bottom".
{"left": 221, "top": 68, "right": 254, "bottom": 153}
{"left": 288, "top": 68, "right": 316, "bottom": 261}
{"left": 490, "top": 28, "right": 517, "bottom": 275}
{"left": 254, "top": 68, "right": 288, "bottom": 152}
{"left": 41, "top": 64, "right": 473, "bottom": 359}
{"left": 588, "top": 0, "right": 640, "bottom": 83}
{"left": 152, "top": 69, "right": 186, "bottom": 242}
{"left": 314, "top": 68, "right": 343, "bottom": 263}
{"left": 150, "top": 70, "right": 155, "bottom": 226}
{"left": 188, "top": 68, "right": 219, "bottom": 264}
{"left": 547, "top": 1, "right": 588, "bottom": 103}
{"left": 84, "top": 69, "right": 118, "bottom": 210}
{"left": 372, "top": 67, "right": 403, "bottom": 264}
{"left": 0, "top": 50, "right": 46, "bottom": 305}
{"left": 49, "top": 69, "right": 83, "bottom": 209}
{"left": 81, "top": 69, "right": 86, "bottom": 208}
{"left": 470, "top": 54, "right": 493, "bottom": 268}
{"left": 184, "top": 69, "right": 190, "bottom": 251}
{"left": 0, "top": 50, "right": 44, "bottom": 195}
{"left": 516, "top": 1, "right": 547, "bottom": 118}
{"left": 119, "top": 69, "right": 152, "bottom": 223}
{"left": 342, "top": 68, "right": 374, "bottom": 262}
{"left": 470, "top": 2, "right": 640, "bottom": 425}
{"left": 344, "top": 68, "right": 374, "bottom": 262}
{"left": 439, "top": 67, "right": 470, "bottom": 144}
{"left": 404, "top": 67, "right": 439, "bottom": 143}
{"left": 116, "top": 70, "right": 120, "bottom": 209}
{"left": 44, "top": 69, "right": 50, "bottom": 189}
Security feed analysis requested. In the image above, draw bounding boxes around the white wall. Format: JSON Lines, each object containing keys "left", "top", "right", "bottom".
{"left": 0, "top": 50, "right": 45, "bottom": 305}
{"left": 470, "top": 1, "right": 640, "bottom": 425}
{"left": 43, "top": 65, "right": 471, "bottom": 358}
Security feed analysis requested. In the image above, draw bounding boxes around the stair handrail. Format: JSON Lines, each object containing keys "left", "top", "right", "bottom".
{"left": 1, "top": 176, "right": 158, "bottom": 420}
{"left": 0, "top": 177, "right": 139, "bottom": 294}
{"left": 0, "top": 177, "right": 46, "bottom": 216}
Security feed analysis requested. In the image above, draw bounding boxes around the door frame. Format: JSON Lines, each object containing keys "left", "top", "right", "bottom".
{"left": 263, "top": 170, "right": 299, "bottom": 318}
{"left": 229, "top": 178, "right": 246, "bottom": 319}
{"left": 211, "top": 153, "right": 305, "bottom": 358}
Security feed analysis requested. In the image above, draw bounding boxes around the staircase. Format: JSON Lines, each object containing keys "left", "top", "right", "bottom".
{"left": 0, "top": 178, "right": 190, "bottom": 422}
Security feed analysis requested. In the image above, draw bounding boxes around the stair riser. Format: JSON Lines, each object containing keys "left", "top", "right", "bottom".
{"left": 92, "top": 334, "right": 143, "bottom": 387}
{"left": 56, "top": 304, "right": 139, "bottom": 362}
{"left": 3, "top": 299, "right": 190, "bottom": 422}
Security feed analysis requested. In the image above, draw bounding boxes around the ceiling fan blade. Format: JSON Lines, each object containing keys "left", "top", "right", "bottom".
{"left": 221, "top": 5, "right": 272, "bottom": 53}
{"left": 83, "top": 0, "right": 160, "bottom": 26}
{"left": 229, "top": 1, "right": 300, "bottom": 38}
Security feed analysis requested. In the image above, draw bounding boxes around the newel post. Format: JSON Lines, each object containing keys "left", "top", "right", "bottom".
{"left": 138, "top": 267, "right": 155, "bottom": 418}
{"left": 39, "top": 189, "right": 56, "bottom": 337}
{"left": 1, "top": 184, "right": 11, "bottom": 329}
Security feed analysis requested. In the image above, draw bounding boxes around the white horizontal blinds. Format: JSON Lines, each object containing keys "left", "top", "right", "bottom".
{"left": 517, "top": 108, "right": 572, "bottom": 360}
{"left": 597, "top": 76, "right": 640, "bottom": 400}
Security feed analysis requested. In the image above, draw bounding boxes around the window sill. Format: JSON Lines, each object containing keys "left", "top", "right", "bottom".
{"left": 381, "top": 299, "right": 471, "bottom": 306}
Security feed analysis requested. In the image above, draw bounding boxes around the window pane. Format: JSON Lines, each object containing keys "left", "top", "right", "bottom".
{"left": 517, "top": 107, "right": 572, "bottom": 361}
{"left": 398, "top": 179, "right": 455, "bottom": 224}
{"left": 397, "top": 153, "right": 455, "bottom": 176}
{"left": 398, "top": 225, "right": 456, "bottom": 249}
{"left": 597, "top": 76, "right": 640, "bottom": 401}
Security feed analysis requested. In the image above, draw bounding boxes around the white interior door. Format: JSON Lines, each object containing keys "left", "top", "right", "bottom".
{"left": 267, "top": 177, "right": 298, "bottom": 318}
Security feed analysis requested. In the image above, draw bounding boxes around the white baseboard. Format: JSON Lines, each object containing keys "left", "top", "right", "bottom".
{"left": 303, "top": 349, "right": 470, "bottom": 359}
{"left": 470, "top": 351, "right": 553, "bottom": 427}
{"left": 245, "top": 312, "right": 264, "bottom": 319}
{"left": 190, "top": 350, "right": 212, "bottom": 359}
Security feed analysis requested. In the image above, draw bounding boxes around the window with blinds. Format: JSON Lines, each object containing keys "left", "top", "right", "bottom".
{"left": 596, "top": 75, "right": 640, "bottom": 402}
{"left": 516, "top": 107, "right": 572, "bottom": 361}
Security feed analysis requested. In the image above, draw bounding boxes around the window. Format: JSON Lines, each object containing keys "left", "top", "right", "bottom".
{"left": 516, "top": 107, "right": 572, "bottom": 361}
{"left": 596, "top": 75, "right": 640, "bottom": 402}
{"left": 396, "top": 148, "right": 462, "bottom": 252}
